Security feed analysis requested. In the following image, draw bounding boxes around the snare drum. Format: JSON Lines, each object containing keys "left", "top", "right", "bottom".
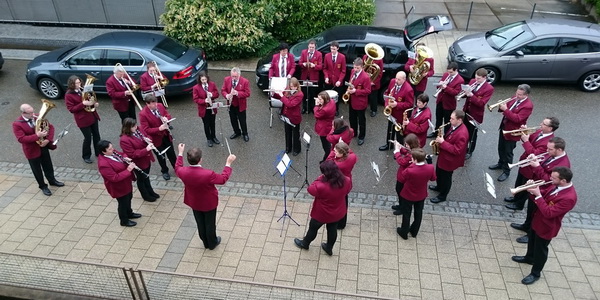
{"left": 269, "top": 99, "right": 283, "bottom": 108}
{"left": 325, "top": 90, "right": 339, "bottom": 103}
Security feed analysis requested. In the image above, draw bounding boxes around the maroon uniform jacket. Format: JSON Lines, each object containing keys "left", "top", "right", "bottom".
{"left": 347, "top": 70, "right": 372, "bottom": 110}
{"left": 139, "top": 72, "right": 157, "bottom": 93}
{"left": 398, "top": 163, "right": 437, "bottom": 201}
{"left": 175, "top": 156, "right": 232, "bottom": 212}
{"left": 437, "top": 73, "right": 464, "bottom": 111}
{"left": 13, "top": 116, "right": 56, "bottom": 159}
{"left": 299, "top": 49, "right": 323, "bottom": 81}
{"left": 404, "top": 107, "right": 432, "bottom": 147}
{"left": 98, "top": 152, "right": 135, "bottom": 198}
{"left": 313, "top": 100, "right": 336, "bottom": 136}
{"left": 119, "top": 129, "right": 154, "bottom": 170}
{"left": 138, "top": 104, "right": 172, "bottom": 147}
{"left": 308, "top": 175, "right": 352, "bottom": 223}
{"left": 532, "top": 184, "right": 577, "bottom": 240}
{"left": 394, "top": 147, "right": 413, "bottom": 173}
{"left": 326, "top": 150, "right": 358, "bottom": 180}
{"left": 273, "top": 90, "right": 303, "bottom": 125}
{"left": 106, "top": 75, "right": 136, "bottom": 112}
{"left": 499, "top": 96, "right": 534, "bottom": 141}
{"left": 327, "top": 126, "right": 354, "bottom": 145}
{"left": 65, "top": 89, "right": 100, "bottom": 128}
{"left": 384, "top": 79, "right": 414, "bottom": 121}
{"left": 462, "top": 79, "right": 494, "bottom": 124}
{"left": 268, "top": 53, "right": 296, "bottom": 79}
{"left": 437, "top": 123, "right": 469, "bottom": 172}
{"left": 530, "top": 154, "right": 571, "bottom": 182}
{"left": 362, "top": 55, "right": 384, "bottom": 90}
{"left": 517, "top": 130, "right": 554, "bottom": 179}
{"left": 221, "top": 76, "right": 251, "bottom": 112}
{"left": 323, "top": 52, "right": 346, "bottom": 85}
{"left": 193, "top": 82, "right": 220, "bottom": 118}
{"left": 404, "top": 57, "right": 435, "bottom": 92}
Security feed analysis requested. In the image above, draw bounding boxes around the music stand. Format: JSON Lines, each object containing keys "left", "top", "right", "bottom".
{"left": 300, "top": 80, "right": 317, "bottom": 113}
{"left": 294, "top": 132, "right": 311, "bottom": 198}
{"left": 275, "top": 151, "right": 300, "bottom": 236}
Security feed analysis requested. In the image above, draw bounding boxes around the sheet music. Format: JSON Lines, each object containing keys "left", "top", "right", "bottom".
{"left": 485, "top": 172, "right": 496, "bottom": 198}
{"left": 210, "top": 102, "right": 229, "bottom": 109}
{"left": 428, "top": 119, "right": 436, "bottom": 131}
{"left": 460, "top": 84, "right": 472, "bottom": 92}
{"left": 371, "top": 162, "right": 381, "bottom": 182}
{"left": 302, "top": 132, "right": 311, "bottom": 144}
{"left": 277, "top": 161, "right": 287, "bottom": 175}
{"left": 153, "top": 89, "right": 165, "bottom": 97}
{"left": 279, "top": 115, "right": 295, "bottom": 127}
{"left": 83, "top": 84, "right": 94, "bottom": 93}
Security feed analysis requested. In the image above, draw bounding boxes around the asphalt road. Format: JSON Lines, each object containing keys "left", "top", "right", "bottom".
{"left": 0, "top": 59, "right": 597, "bottom": 214}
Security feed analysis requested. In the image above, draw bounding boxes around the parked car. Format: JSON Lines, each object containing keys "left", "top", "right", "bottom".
{"left": 448, "top": 18, "right": 600, "bottom": 92}
{"left": 255, "top": 16, "right": 453, "bottom": 98}
{"left": 0, "top": 51, "right": 4, "bottom": 70}
{"left": 26, "top": 32, "right": 207, "bottom": 99}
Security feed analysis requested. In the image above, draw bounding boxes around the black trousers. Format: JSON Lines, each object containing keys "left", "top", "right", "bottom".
{"left": 319, "top": 136, "right": 330, "bottom": 162}
{"left": 349, "top": 107, "right": 366, "bottom": 139}
{"left": 435, "top": 166, "right": 454, "bottom": 200}
{"left": 523, "top": 199, "right": 537, "bottom": 231}
{"left": 193, "top": 208, "right": 218, "bottom": 249}
{"left": 135, "top": 166, "right": 155, "bottom": 200}
{"left": 434, "top": 102, "right": 452, "bottom": 134}
{"left": 28, "top": 147, "right": 56, "bottom": 189}
{"left": 395, "top": 181, "right": 405, "bottom": 206}
{"left": 497, "top": 130, "right": 517, "bottom": 173}
{"left": 368, "top": 88, "right": 379, "bottom": 113}
{"left": 116, "top": 192, "right": 133, "bottom": 224}
{"left": 384, "top": 121, "right": 404, "bottom": 147}
{"left": 79, "top": 120, "right": 101, "bottom": 159}
{"left": 412, "top": 89, "right": 424, "bottom": 105}
{"left": 525, "top": 229, "right": 551, "bottom": 277}
{"left": 337, "top": 196, "right": 349, "bottom": 229}
{"left": 284, "top": 122, "right": 301, "bottom": 153}
{"left": 156, "top": 136, "right": 176, "bottom": 174}
{"left": 201, "top": 110, "right": 217, "bottom": 141}
{"left": 302, "top": 86, "right": 318, "bottom": 113}
{"left": 465, "top": 119, "right": 478, "bottom": 154}
{"left": 512, "top": 172, "right": 530, "bottom": 208}
{"left": 229, "top": 106, "right": 248, "bottom": 135}
{"left": 117, "top": 101, "right": 137, "bottom": 123}
{"left": 303, "top": 218, "right": 338, "bottom": 250}
{"left": 399, "top": 198, "right": 425, "bottom": 237}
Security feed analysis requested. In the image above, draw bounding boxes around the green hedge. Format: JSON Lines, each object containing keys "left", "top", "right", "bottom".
{"left": 585, "top": 0, "right": 600, "bottom": 16}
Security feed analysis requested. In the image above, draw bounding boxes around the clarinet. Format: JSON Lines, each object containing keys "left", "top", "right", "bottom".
{"left": 113, "top": 151, "right": 149, "bottom": 178}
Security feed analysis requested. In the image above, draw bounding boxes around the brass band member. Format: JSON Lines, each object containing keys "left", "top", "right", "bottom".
{"left": 392, "top": 133, "right": 421, "bottom": 216}
{"left": 222, "top": 67, "right": 251, "bottom": 142}
{"left": 139, "top": 95, "right": 177, "bottom": 180}
{"left": 403, "top": 93, "right": 432, "bottom": 148}
{"left": 428, "top": 62, "right": 464, "bottom": 137}
{"left": 139, "top": 61, "right": 164, "bottom": 96}
{"left": 462, "top": 68, "right": 494, "bottom": 159}
{"left": 326, "top": 118, "right": 354, "bottom": 147}
{"left": 299, "top": 39, "right": 322, "bottom": 114}
{"left": 268, "top": 42, "right": 295, "bottom": 80}
{"left": 363, "top": 50, "right": 384, "bottom": 117}
{"left": 193, "top": 71, "right": 220, "bottom": 147}
{"left": 326, "top": 142, "right": 357, "bottom": 229}
{"left": 347, "top": 58, "right": 372, "bottom": 146}
{"left": 314, "top": 91, "right": 336, "bottom": 163}
{"left": 106, "top": 65, "right": 137, "bottom": 122}
{"left": 404, "top": 42, "right": 434, "bottom": 100}
{"left": 379, "top": 71, "right": 413, "bottom": 151}
{"left": 323, "top": 41, "right": 347, "bottom": 116}
{"left": 272, "top": 77, "right": 303, "bottom": 155}
{"left": 65, "top": 75, "right": 101, "bottom": 164}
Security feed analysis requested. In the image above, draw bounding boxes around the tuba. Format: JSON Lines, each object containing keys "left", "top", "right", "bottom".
{"left": 363, "top": 43, "right": 384, "bottom": 82}
{"left": 408, "top": 45, "right": 433, "bottom": 86}
{"left": 429, "top": 122, "right": 450, "bottom": 155}
{"left": 83, "top": 73, "right": 97, "bottom": 112}
{"left": 35, "top": 99, "right": 56, "bottom": 145}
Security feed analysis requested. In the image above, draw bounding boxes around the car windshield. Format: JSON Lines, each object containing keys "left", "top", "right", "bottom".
{"left": 58, "top": 46, "right": 77, "bottom": 61}
{"left": 151, "top": 37, "right": 187, "bottom": 61}
{"left": 290, "top": 32, "right": 327, "bottom": 56}
{"left": 485, "top": 21, "right": 535, "bottom": 51}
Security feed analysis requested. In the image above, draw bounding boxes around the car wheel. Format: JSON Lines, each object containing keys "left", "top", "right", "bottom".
{"left": 578, "top": 71, "right": 600, "bottom": 92}
{"left": 483, "top": 67, "right": 500, "bottom": 85}
{"left": 37, "top": 77, "right": 63, "bottom": 100}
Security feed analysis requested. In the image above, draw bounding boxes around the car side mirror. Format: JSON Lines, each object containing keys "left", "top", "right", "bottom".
{"left": 61, "top": 60, "right": 70, "bottom": 68}
{"left": 515, "top": 50, "right": 524, "bottom": 57}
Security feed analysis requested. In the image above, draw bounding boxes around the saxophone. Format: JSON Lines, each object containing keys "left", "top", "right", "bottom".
{"left": 35, "top": 99, "right": 56, "bottom": 145}
{"left": 429, "top": 122, "right": 450, "bottom": 155}
{"left": 400, "top": 108, "right": 414, "bottom": 134}
{"left": 383, "top": 89, "right": 396, "bottom": 117}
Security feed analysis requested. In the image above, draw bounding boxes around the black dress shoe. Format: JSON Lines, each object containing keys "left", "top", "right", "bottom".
{"left": 130, "top": 213, "right": 142, "bottom": 219}
{"left": 162, "top": 172, "right": 171, "bottom": 180}
{"left": 357, "top": 139, "right": 364, "bottom": 145}
{"left": 370, "top": 111, "right": 376, "bottom": 117}
{"left": 294, "top": 238, "right": 309, "bottom": 250}
{"left": 521, "top": 274, "right": 540, "bottom": 285}
{"left": 465, "top": 153, "right": 472, "bottom": 160}
{"left": 121, "top": 220, "right": 137, "bottom": 227}
{"left": 41, "top": 187, "right": 52, "bottom": 196}
{"left": 511, "top": 255, "right": 533, "bottom": 265}
{"left": 510, "top": 223, "right": 526, "bottom": 232}
{"left": 292, "top": 152, "right": 300, "bottom": 156}
{"left": 488, "top": 163, "right": 502, "bottom": 170}
{"left": 428, "top": 185, "right": 440, "bottom": 191}
{"left": 396, "top": 227, "right": 408, "bottom": 240}
{"left": 516, "top": 235, "right": 529, "bottom": 244}
{"left": 207, "top": 140, "right": 213, "bottom": 147}
{"left": 212, "top": 138, "right": 220, "bottom": 144}
{"left": 379, "top": 144, "right": 390, "bottom": 151}
{"left": 49, "top": 180, "right": 64, "bottom": 187}
{"left": 230, "top": 133, "right": 241, "bottom": 139}
{"left": 393, "top": 210, "right": 403, "bottom": 216}
{"left": 209, "top": 236, "right": 222, "bottom": 250}
{"left": 505, "top": 203, "right": 523, "bottom": 210}
{"left": 321, "top": 243, "right": 333, "bottom": 256}
{"left": 427, "top": 132, "right": 437, "bottom": 138}
{"left": 243, "top": 134, "right": 250, "bottom": 142}
{"left": 151, "top": 192, "right": 160, "bottom": 198}
{"left": 391, "top": 205, "right": 401, "bottom": 210}
{"left": 144, "top": 197, "right": 157, "bottom": 202}
{"left": 504, "top": 196, "right": 516, "bottom": 202}
{"left": 84, "top": 158, "right": 93, "bottom": 164}
{"left": 498, "top": 172, "right": 510, "bottom": 182}
{"left": 430, "top": 197, "right": 446, "bottom": 204}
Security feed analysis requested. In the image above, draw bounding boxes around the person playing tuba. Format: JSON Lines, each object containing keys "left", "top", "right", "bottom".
{"left": 405, "top": 43, "right": 434, "bottom": 102}
{"left": 65, "top": 75, "right": 102, "bottom": 164}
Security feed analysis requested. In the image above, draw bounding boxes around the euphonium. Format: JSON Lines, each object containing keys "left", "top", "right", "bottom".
{"left": 342, "top": 81, "right": 354, "bottom": 103}
{"left": 429, "top": 122, "right": 450, "bottom": 155}
{"left": 408, "top": 45, "right": 433, "bottom": 85}
{"left": 487, "top": 96, "right": 516, "bottom": 112}
{"left": 35, "top": 99, "right": 56, "bottom": 145}
{"left": 363, "top": 43, "right": 384, "bottom": 82}
{"left": 83, "top": 73, "right": 97, "bottom": 112}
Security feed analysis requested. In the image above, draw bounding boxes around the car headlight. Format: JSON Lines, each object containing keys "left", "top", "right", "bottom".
{"left": 259, "top": 63, "right": 271, "bottom": 73}
{"left": 456, "top": 54, "right": 479, "bottom": 62}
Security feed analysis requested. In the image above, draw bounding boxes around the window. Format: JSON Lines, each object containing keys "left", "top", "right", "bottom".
{"left": 518, "top": 38, "right": 558, "bottom": 55}
{"left": 152, "top": 37, "right": 187, "bottom": 61}
{"left": 105, "top": 50, "right": 144, "bottom": 66}
{"left": 485, "top": 21, "right": 535, "bottom": 51}
{"left": 68, "top": 49, "right": 103, "bottom": 65}
{"left": 383, "top": 46, "right": 402, "bottom": 64}
{"left": 557, "top": 38, "right": 591, "bottom": 54}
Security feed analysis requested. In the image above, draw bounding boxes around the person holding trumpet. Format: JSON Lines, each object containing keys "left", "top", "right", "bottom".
{"left": 403, "top": 94, "right": 432, "bottom": 148}
{"left": 65, "top": 75, "right": 101, "bottom": 164}
{"left": 314, "top": 91, "right": 336, "bottom": 163}
{"left": 299, "top": 40, "right": 322, "bottom": 114}
{"left": 271, "top": 77, "right": 303, "bottom": 156}
{"left": 222, "top": 67, "right": 251, "bottom": 142}
{"left": 428, "top": 62, "right": 464, "bottom": 138}
{"left": 379, "top": 71, "right": 413, "bottom": 151}
{"left": 193, "top": 71, "right": 220, "bottom": 147}
{"left": 461, "top": 68, "right": 494, "bottom": 159}
{"left": 511, "top": 166, "right": 577, "bottom": 285}
{"left": 346, "top": 58, "right": 371, "bottom": 146}
{"left": 139, "top": 95, "right": 177, "bottom": 180}
{"left": 106, "top": 65, "right": 138, "bottom": 122}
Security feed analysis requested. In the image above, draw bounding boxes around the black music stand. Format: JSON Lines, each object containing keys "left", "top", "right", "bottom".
{"left": 300, "top": 80, "right": 317, "bottom": 113}
{"left": 294, "top": 132, "right": 311, "bottom": 198}
{"left": 275, "top": 152, "right": 300, "bottom": 236}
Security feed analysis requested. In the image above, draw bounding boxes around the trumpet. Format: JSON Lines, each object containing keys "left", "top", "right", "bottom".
{"left": 387, "top": 115, "right": 402, "bottom": 132}
{"left": 388, "top": 140, "right": 409, "bottom": 150}
{"left": 510, "top": 180, "right": 552, "bottom": 195}
{"left": 115, "top": 63, "right": 143, "bottom": 110}
{"left": 151, "top": 61, "right": 169, "bottom": 108}
{"left": 502, "top": 126, "right": 541, "bottom": 136}
{"left": 487, "top": 96, "right": 516, "bottom": 112}
{"left": 342, "top": 81, "right": 354, "bottom": 103}
{"left": 507, "top": 152, "right": 548, "bottom": 169}
{"left": 433, "top": 76, "right": 452, "bottom": 98}
{"left": 455, "top": 81, "right": 479, "bottom": 101}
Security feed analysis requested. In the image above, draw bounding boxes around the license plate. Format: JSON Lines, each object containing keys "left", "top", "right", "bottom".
{"left": 195, "top": 60, "right": 204, "bottom": 70}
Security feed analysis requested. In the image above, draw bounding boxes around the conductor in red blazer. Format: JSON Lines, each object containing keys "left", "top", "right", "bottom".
{"left": 272, "top": 77, "right": 303, "bottom": 155}
{"left": 65, "top": 75, "right": 102, "bottom": 164}
{"left": 175, "top": 143, "right": 236, "bottom": 250}
{"left": 404, "top": 43, "right": 435, "bottom": 100}
{"left": 193, "top": 71, "right": 220, "bottom": 147}
{"left": 323, "top": 41, "right": 346, "bottom": 115}
{"left": 403, "top": 94, "right": 432, "bottom": 148}
{"left": 346, "top": 58, "right": 372, "bottom": 145}
{"left": 489, "top": 84, "right": 534, "bottom": 182}
{"left": 429, "top": 62, "right": 464, "bottom": 137}
{"left": 97, "top": 140, "right": 141, "bottom": 227}
{"left": 222, "top": 67, "right": 252, "bottom": 142}
{"left": 379, "top": 71, "right": 413, "bottom": 151}
{"left": 106, "top": 66, "right": 137, "bottom": 122}
{"left": 512, "top": 166, "right": 577, "bottom": 285}
{"left": 461, "top": 68, "right": 494, "bottom": 159}
{"left": 138, "top": 95, "right": 177, "bottom": 180}
{"left": 13, "top": 103, "right": 63, "bottom": 196}
{"left": 299, "top": 40, "right": 322, "bottom": 114}
{"left": 429, "top": 110, "right": 469, "bottom": 204}
{"left": 314, "top": 91, "right": 336, "bottom": 162}
{"left": 268, "top": 42, "right": 296, "bottom": 79}
{"left": 362, "top": 53, "right": 384, "bottom": 117}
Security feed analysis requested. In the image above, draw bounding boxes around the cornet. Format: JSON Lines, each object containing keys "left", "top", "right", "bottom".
{"left": 487, "top": 96, "right": 516, "bottom": 112}
{"left": 510, "top": 180, "right": 552, "bottom": 195}
{"left": 502, "top": 126, "right": 541, "bottom": 136}
{"left": 507, "top": 152, "right": 548, "bottom": 169}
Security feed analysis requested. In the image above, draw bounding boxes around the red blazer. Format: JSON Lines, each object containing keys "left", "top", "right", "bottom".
{"left": 518, "top": 131, "right": 554, "bottom": 179}
{"left": 193, "top": 82, "right": 219, "bottom": 118}
{"left": 530, "top": 154, "right": 571, "bottom": 182}
{"left": 175, "top": 156, "right": 232, "bottom": 212}
{"left": 139, "top": 72, "right": 157, "bottom": 93}
{"left": 313, "top": 100, "right": 336, "bottom": 136}
{"left": 326, "top": 150, "right": 358, "bottom": 180}
{"left": 138, "top": 104, "right": 172, "bottom": 147}
{"left": 404, "top": 57, "right": 434, "bottom": 92}
{"left": 106, "top": 75, "right": 136, "bottom": 112}
{"left": 384, "top": 80, "right": 414, "bottom": 121}
{"left": 323, "top": 52, "right": 346, "bottom": 85}
{"left": 221, "top": 76, "right": 251, "bottom": 112}
{"left": 500, "top": 97, "right": 534, "bottom": 141}
{"left": 268, "top": 53, "right": 296, "bottom": 78}
{"left": 437, "top": 123, "right": 469, "bottom": 171}
{"left": 299, "top": 49, "right": 323, "bottom": 81}
{"left": 362, "top": 55, "right": 384, "bottom": 90}
{"left": 532, "top": 185, "right": 577, "bottom": 240}
{"left": 13, "top": 116, "right": 56, "bottom": 159}
{"left": 348, "top": 70, "right": 372, "bottom": 110}
{"left": 462, "top": 79, "right": 493, "bottom": 124}
{"left": 398, "top": 163, "right": 437, "bottom": 201}
{"left": 273, "top": 90, "right": 303, "bottom": 125}
{"left": 437, "top": 73, "right": 464, "bottom": 110}
{"left": 65, "top": 89, "right": 100, "bottom": 128}
{"left": 394, "top": 147, "right": 413, "bottom": 171}
{"left": 327, "top": 126, "right": 354, "bottom": 145}
{"left": 119, "top": 130, "right": 154, "bottom": 170}
{"left": 98, "top": 152, "right": 135, "bottom": 198}
{"left": 404, "top": 107, "right": 432, "bottom": 147}
{"left": 308, "top": 175, "right": 352, "bottom": 223}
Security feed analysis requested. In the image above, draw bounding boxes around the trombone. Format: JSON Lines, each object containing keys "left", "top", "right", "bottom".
{"left": 507, "top": 152, "right": 548, "bottom": 169}
{"left": 502, "top": 126, "right": 540, "bottom": 136}
{"left": 152, "top": 61, "right": 169, "bottom": 107}
{"left": 115, "top": 63, "right": 143, "bottom": 110}
{"left": 510, "top": 180, "right": 552, "bottom": 195}
{"left": 487, "top": 96, "right": 515, "bottom": 112}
